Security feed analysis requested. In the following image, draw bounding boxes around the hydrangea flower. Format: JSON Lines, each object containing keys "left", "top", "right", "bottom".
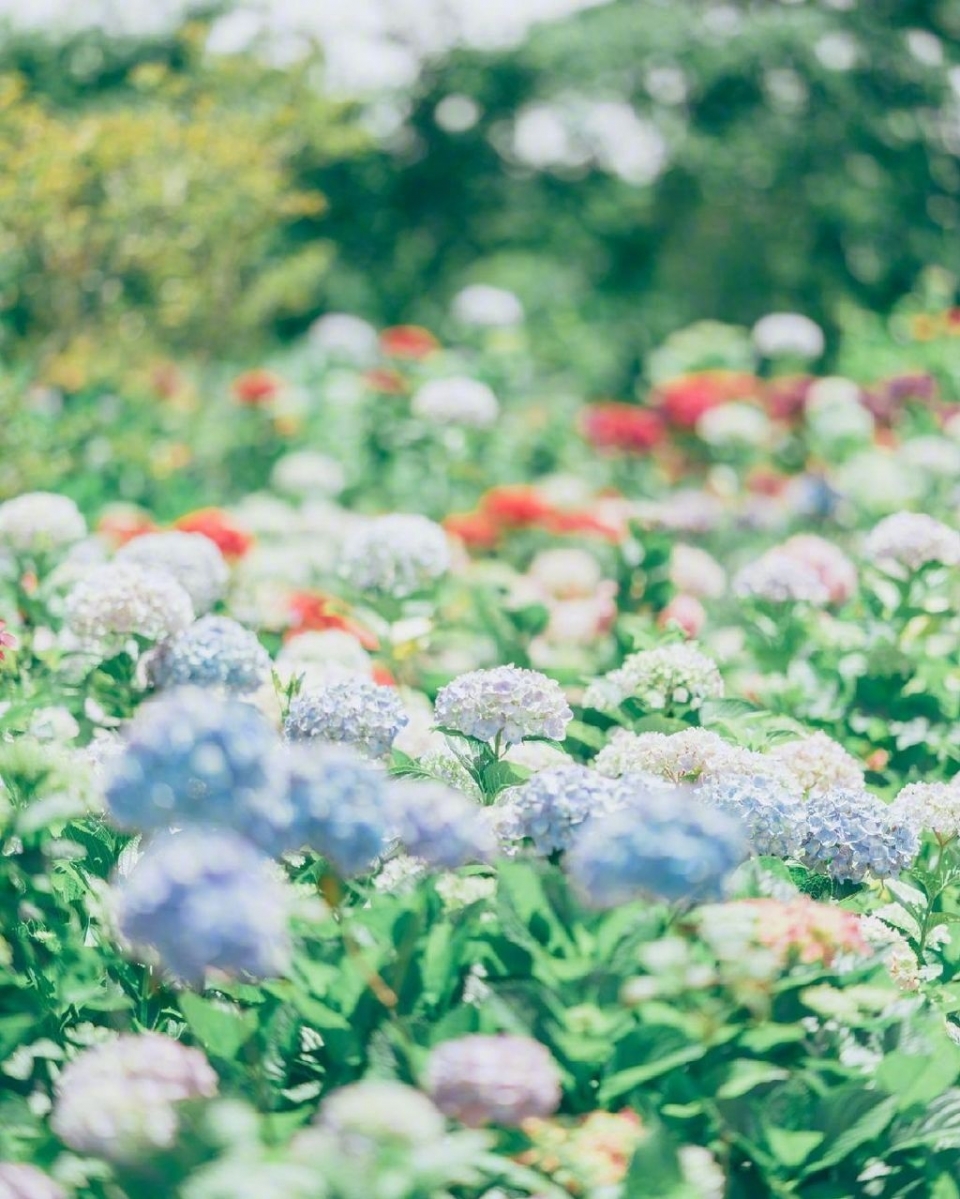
{"left": 435, "top": 665, "right": 572, "bottom": 746}
{"left": 275, "top": 629, "right": 373, "bottom": 689}
{"left": 105, "top": 686, "right": 290, "bottom": 847}
{"left": 863, "top": 512, "right": 960, "bottom": 571}
{"left": 417, "top": 747, "right": 483, "bottom": 801}
{"left": 147, "top": 616, "right": 271, "bottom": 693}
{"left": 770, "top": 732, "right": 864, "bottom": 794}
{"left": 118, "top": 531, "right": 229, "bottom": 613}
{"left": 451, "top": 284, "right": 524, "bottom": 328}
{"left": 780, "top": 534, "right": 857, "bottom": 604}
{"left": 116, "top": 828, "right": 292, "bottom": 983}
{"left": 890, "top": 781, "right": 960, "bottom": 842}
{"left": 388, "top": 779, "right": 496, "bottom": 867}
{"left": 271, "top": 451, "right": 346, "bottom": 498}
{"left": 313, "top": 1080, "right": 447, "bottom": 1149}
{"left": 65, "top": 562, "right": 194, "bottom": 648}
{"left": 583, "top": 643, "right": 723, "bottom": 714}
{"left": 339, "top": 514, "right": 451, "bottom": 599}
{"left": 733, "top": 552, "right": 830, "bottom": 605}
{"left": 284, "top": 680, "right": 408, "bottom": 759}
{"left": 566, "top": 786, "right": 745, "bottom": 907}
{"left": 279, "top": 743, "right": 390, "bottom": 874}
{"left": 308, "top": 312, "right": 379, "bottom": 363}
{"left": 50, "top": 1033, "right": 217, "bottom": 1161}
{"left": 0, "top": 492, "right": 86, "bottom": 555}
{"left": 426, "top": 1035, "right": 561, "bottom": 1126}
{"left": 752, "top": 313, "right": 825, "bottom": 359}
{"left": 798, "top": 788, "right": 920, "bottom": 882}
{"left": 669, "top": 544, "right": 727, "bottom": 599}
{"left": 411, "top": 377, "right": 499, "bottom": 428}
{"left": 698, "top": 774, "right": 808, "bottom": 859}
{"left": 596, "top": 727, "right": 749, "bottom": 784}
{"left": 720, "top": 897, "right": 869, "bottom": 967}
{"left": 497, "top": 765, "right": 634, "bottom": 854}
{"left": 0, "top": 1165, "right": 65, "bottom": 1199}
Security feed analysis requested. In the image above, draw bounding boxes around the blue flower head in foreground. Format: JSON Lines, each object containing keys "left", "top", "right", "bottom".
{"left": 148, "top": 615, "right": 272, "bottom": 693}
{"left": 279, "top": 743, "right": 390, "bottom": 875}
{"left": 388, "top": 779, "right": 496, "bottom": 868}
{"left": 566, "top": 784, "right": 746, "bottom": 907}
{"left": 284, "top": 679, "right": 408, "bottom": 759}
{"left": 116, "top": 828, "right": 292, "bottom": 983}
{"left": 105, "top": 686, "right": 291, "bottom": 849}
{"left": 434, "top": 665, "right": 572, "bottom": 746}
{"left": 798, "top": 787, "right": 920, "bottom": 882}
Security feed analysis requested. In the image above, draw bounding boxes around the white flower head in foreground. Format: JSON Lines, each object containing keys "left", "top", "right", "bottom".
{"left": 0, "top": 491, "right": 86, "bottom": 554}
{"left": 752, "top": 312, "right": 825, "bottom": 359}
{"left": 863, "top": 511, "right": 960, "bottom": 571}
{"left": 340, "top": 514, "right": 451, "bottom": 599}
{"left": 584, "top": 643, "right": 723, "bottom": 714}
{"left": 65, "top": 562, "right": 194, "bottom": 648}
{"left": 117, "top": 531, "right": 229, "bottom": 614}
{"left": 771, "top": 731, "right": 864, "bottom": 795}
{"left": 411, "top": 376, "right": 499, "bottom": 428}
{"left": 451, "top": 284, "right": 524, "bottom": 328}
{"left": 435, "top": 664, "right": 572, "bottom": 746}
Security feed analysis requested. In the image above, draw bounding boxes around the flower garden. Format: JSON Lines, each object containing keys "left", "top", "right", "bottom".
{"left": 4, "top": 4, "right": 960, "bottom": 1198}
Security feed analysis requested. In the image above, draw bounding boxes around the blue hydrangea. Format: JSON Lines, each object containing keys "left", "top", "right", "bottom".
{"left": 566, "top": 785, "right": 746, "bottom": 908}
{"left": 278, "top": 744, "right": 390, "bottom": 875}
{"left": 497, "top": 765, "right": 634, "bottom": 855}
{"left": 388, "top": 779, "right": 496, "bottom": 868}
{"left": 434, "top": 665, "right": 572, "bottom": 746}
{"left": 797, "top": 788, "right": 920, "bottom": 882}
{"left": 148, "top": 616, "right": 272, "bottom": 693}
{"left": 284, "top": 680, "right": 408, "bottom": 759}
{"left": 105, "top": 687, "right": 291, "bottom": 849}
{"left": 697, "top": 774, "right": 810, "bottom": 859}
{"left": 116, "top": 828, "right": 291, "bottom": 983}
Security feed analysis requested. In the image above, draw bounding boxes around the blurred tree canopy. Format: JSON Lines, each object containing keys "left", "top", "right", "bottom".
{"left": 1, "top": 0, "right": 959, "bottom": 392}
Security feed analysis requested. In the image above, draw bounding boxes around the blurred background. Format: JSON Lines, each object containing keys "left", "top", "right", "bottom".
{"left": 0, "top": 0, "right": 958, "bottom": 393}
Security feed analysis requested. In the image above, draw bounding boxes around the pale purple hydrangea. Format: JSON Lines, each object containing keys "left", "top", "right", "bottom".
{"left": 147, "top": 616, "right": 271, "bottom": 693}
{"left": 0, "top": 1164, "right": 66, "bottom": 1199}
{"left": 116, "top": 828, "right": 292, "bottom": 983}
{"left": 426, "top": 1035, "right": 561, "bottom": 1127}
{"left": 435, "top": 665, "right": 572, "bottom": 746}
{"left": 339, "top": 514, "right": 451, "bottom": 599}
{"left": 117, "top": 531, "right": 229, "bottom": 614}
{"left": 51, "top": 1033, "right": 217, "bottom": 1162}
{"left": 388, "top": 779, "right": 496, "bottom": 867}
{"left": 697, "top": 774, "right": 809, "bottom": 859}
{"left": 863, "top": 512, "right": 960, "bottom": 572}
{"left": 732, "top": 552, "right": 830, "bottom": 605}
{"left": 284, "top": 680, "right": 408, "bottom": 759}
{"left": 496, "top": 764, "right": 638, "bottom": 855}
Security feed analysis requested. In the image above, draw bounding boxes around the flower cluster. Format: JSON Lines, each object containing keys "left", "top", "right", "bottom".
{"left": 890, "top": 781, "right": 960, "bottom": 842}
{"left": 65, "top": 562, "right": 194, "bottom": 648}
{"left": 770, "top": 731, "right": 865, "bottom": 794}
{"left": 426, "top": 1035, "right": 562, "bottom": 1127}
{"left": 339, "top": 514, "right": 451, "bottom": 598}
{"left": 798, "top": 788, "right": 920, "bottom": 882}
{"left": 389, "top": 779, "right": 496, "bottom": 867}
{"left": 727, "top": 898, "right": 869, "bottom": 967}
{"left": 284, "top": 679, "right": 409, "bottom": 758}
{"left": 411, "top": 376, "right": 499, "bottom": 427}
{"left": 497, "top": 764, "right": 634, "bottom": 854}
{"left": 863, "top": 511, "right": 960, "bottom": 571}
{"left": 733, "top": 551, "right": 830, "bottom": 605}
{"left": 435, "top": 664, "right": 573, "bottom": 746}
{"left": 51, "top": 1033, "right": 217, "bottom": 1161}
{"left": 583, "top": 643, "right": 723, "bottom": 714}
{"left": 147, "top": 615, "right": 271, "bottom": 693}
{"left": 0, "top": 491, "right": 86, "bottom": 554}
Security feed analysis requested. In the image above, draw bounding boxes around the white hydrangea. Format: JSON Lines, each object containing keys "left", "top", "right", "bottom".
{"left": 863, "top": 512, "right": 960, "bottom": 571}
{"left": 308, "top": 312, "right": 379, "bottom": 363}
{"left": 527, "top": 547, "right": 603, "bottom": 600}
{"left": 669, "top": 544, "right": 727, "bottom": 599}
{"left": 435, "top": 664, "right": 573, "bottom": 746}
{"left": 770, "top": 732, "right": 864, "bottom": 794}
{"left": 696, "top": 402, "right": 770, "bottom": 448}
{"left": 752, "top": 312, "right": 825, "bottom": 359}
{"left": 890, "top": 781, "right": 960, "bottom": 842}
{"left": 596, "top": 727, "right": 736, "bottom": 783}
{"left": 411, "top": 377, "right": 499, "bottom": 428}
{"left": 898, "top": 436, "right": 960, "bottom": 477}
{"left": 271, "top": 451, "right": 346, "bottom": 499}
{"left": 733, "top": 551, "right": 830, "bottom": 605}
{"left": 584, "top": 643, "right": 724, "bottom": 713}
{"left": 275, "top": 630, "right": 373, "bottom": 689}
{"left": 340, "top": 514, "right": 451, "bottom": 599}
{"left": 117, "top": 531, "right": 229, "bottom": 614}
{"left": 451, "top": 284, "right": 524, "bottom": 328}
{"left": 65, "top": 563, "right": 194, "bottom": 648}
{"left": 0, "top": 492, "right": 86, "bottom": 553}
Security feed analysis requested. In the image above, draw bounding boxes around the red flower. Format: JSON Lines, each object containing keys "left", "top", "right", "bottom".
{"left": 231, "top": 369, "right": 283, "bottom": 406}
{"left": 97, "top": 507, "right": 159, "bottom": 547}
{"left": 544, "top": 509, "right": 623, "bottom": 542}
{"left": 362, "top": 367, "right": 408, "bottom": 394}
{"left": 655, "top": 371, "right": 758, "bottom": 429}
{"left": 0, "top": 621, "right": 17, "bottom": 658}
{"left": 480, "top": 485, "right": 555, "bottom": 528}
{"left": 286, "top": 592, "right": 379, "bottom": 651}
{"left": 764, "top": 376, "right": 813, "bottom": 421}
{"left": 443, "top": 511, "right": 501, "bottom": 549}
{"left": 379, "top": 325, "right": 440, "bottom": 359}
{"left": 372, "top": 664, "right": 397, "bottom": 687}
{"left": 580, "top": 403, "right": 665, "bottom": 453}
{"left": 174, "top": 509, "right": 254, "bottom": 560}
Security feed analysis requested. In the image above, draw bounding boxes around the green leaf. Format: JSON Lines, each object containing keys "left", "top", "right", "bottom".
{"left": 178, "top": 993, "right": 258, "bottom": 1060}
{"left": 802, "top": 1095, "right": 898, "bottom": 1174}
{"left": 762, "top": 1127, "right": 824, "bottom": 1170}
{"left": 876, "top": 1050, "right": 960, "bottom": 1111}
{"left": 716, "top": 1060, "right": 790, "bottom": 1099}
